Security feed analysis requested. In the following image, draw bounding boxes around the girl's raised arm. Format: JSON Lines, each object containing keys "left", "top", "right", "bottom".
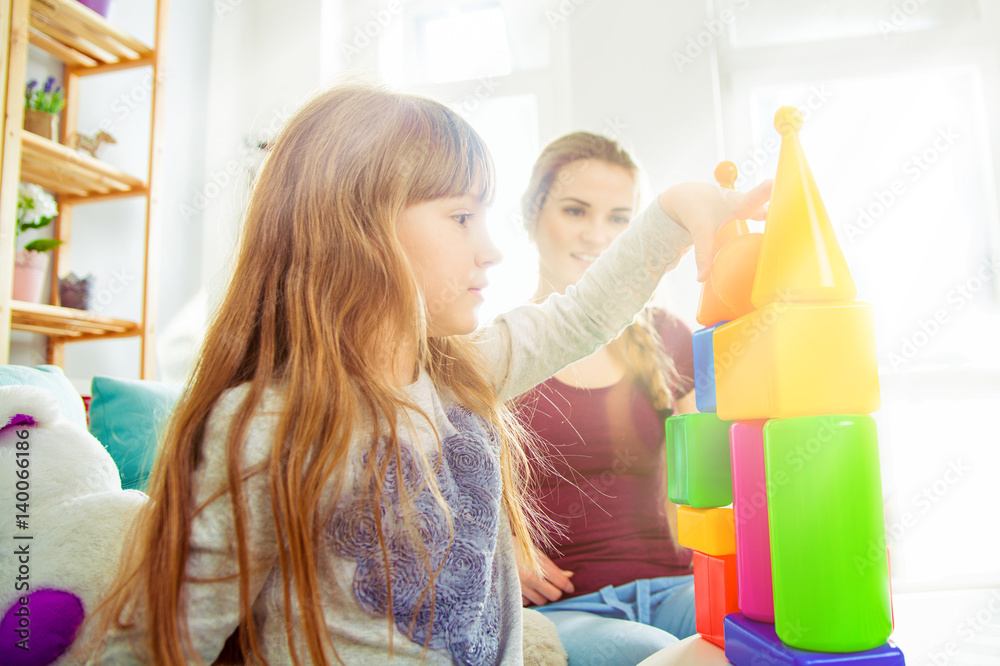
{"left": 476, "top": 180, "right": 770, "bottom": 402}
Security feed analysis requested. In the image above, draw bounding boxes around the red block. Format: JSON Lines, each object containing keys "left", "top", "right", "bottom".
{"left": 694, "top": 551, "right": 739, "bottom": 648}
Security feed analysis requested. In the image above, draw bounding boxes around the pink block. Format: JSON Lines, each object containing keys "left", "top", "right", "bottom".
{"left": 730, "top": 420, "right": 775, "bottom": 623}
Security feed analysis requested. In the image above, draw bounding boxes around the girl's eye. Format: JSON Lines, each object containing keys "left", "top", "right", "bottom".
{"left": 612, "top": 216, "right": 631, "bottom": 226}
{"left": 563, "top": 207, "right": 585, "bottom": 217}
{"left": 452, "top": 213, "right": 472, "bottom": 226}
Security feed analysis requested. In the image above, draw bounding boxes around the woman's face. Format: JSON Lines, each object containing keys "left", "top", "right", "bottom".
{"left": 532, "top": 159, "right": 637, "bottom": 295}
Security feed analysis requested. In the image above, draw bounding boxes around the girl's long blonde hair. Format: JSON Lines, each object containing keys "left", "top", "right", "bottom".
{"left": 87, "top": 84, "right": 541, "bottom": 665}
{"left": 521, "top": 131, "right": 681, "bottom": 415}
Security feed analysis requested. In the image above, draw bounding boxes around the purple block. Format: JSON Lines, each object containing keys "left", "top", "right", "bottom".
{"left": 724, "top": 613, "right": 905, "bottom": 665}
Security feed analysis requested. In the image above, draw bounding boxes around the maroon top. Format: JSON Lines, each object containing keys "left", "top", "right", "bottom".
{"left": 516, "top": 311, "right": 696, "bottom": 599}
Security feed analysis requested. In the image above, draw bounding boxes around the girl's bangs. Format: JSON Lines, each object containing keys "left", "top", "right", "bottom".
{"left": 408, "top": 103, "right": 496, "bottom": 206}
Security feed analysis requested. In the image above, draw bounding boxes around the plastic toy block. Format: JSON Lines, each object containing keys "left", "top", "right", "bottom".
{"left": 711, "top": 232, "right": 763, "bottom": 317}
{"left": 678, "top": 506, "right": 736, "bottom": 555}
{"left": 713, "top": 301, "right": 880, "bottom": 420}
{"left": 666, "top": 413, "right": 733, "bottom": 508}
{"left": 697, "top": 161, "right": 763, "bottom": 327}
{"left": 694, "top": 551, "right": 739, "bottom": 649}
{"left": 729, "top": 420, "right": 774, "bottom": 623}
{"left": 751, "top": 107, "right": 857, "bottom": 308}
{"left": 724, "top": 613, "right": 905, "bottom": 665}
{"left": 764, "top": 416, "right": 892, "bottom": 652}
{"left": 692, "top": 323, "right": 725, "bottom": 413}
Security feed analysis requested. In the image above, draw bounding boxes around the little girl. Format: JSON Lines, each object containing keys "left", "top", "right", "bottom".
{"left": 87, "top": 84, "right": 770, "bottom": 665}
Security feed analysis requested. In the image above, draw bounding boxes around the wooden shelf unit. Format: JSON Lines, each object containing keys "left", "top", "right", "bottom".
{"left": 11, "top": 299, "right": 140, "bottom": 339}
{"left": 0, "top": 0, "right": 168, "bottom": 378}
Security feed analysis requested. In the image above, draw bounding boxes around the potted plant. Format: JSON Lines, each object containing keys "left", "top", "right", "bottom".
{"left": 23, "top": 77, "right": 66, "bottom": 141}
{"left": 13, "top": 182, "right": 63, "bottom": 303}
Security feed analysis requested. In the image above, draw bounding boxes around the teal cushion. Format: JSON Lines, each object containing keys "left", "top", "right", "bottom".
{"left": 0, "top": 364, "right": 87, "bottom": 428}
{"left": 88, "top": 376, "right": 183, "bottom": 492}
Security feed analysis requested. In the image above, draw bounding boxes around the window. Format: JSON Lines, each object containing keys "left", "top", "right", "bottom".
{"left": 718, "top": 2, "right": 1000, "bottom": 589}
{"left": 376, "top": 0, "right": 571, "bottom": 319}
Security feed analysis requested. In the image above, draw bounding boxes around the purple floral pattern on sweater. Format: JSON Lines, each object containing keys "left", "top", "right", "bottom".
{"left": 327, "top": 406, "right": 503, "bottom": 665}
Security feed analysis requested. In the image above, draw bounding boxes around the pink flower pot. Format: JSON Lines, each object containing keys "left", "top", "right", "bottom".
{"left": 12, "top": 249, "right": 49, "bottom": 303}
{"left": 76, "top": 0, "right": 111, "bottom": 17}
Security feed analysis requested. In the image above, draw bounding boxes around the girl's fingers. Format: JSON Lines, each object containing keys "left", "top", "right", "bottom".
{"left": 738, "top": 179, "right": 773, "bottom": 221}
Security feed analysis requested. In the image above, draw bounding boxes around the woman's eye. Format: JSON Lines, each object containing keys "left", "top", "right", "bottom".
{"left": 452, "top": 213, "right": 472, "bottom": 226}
{"left": 612, "top": 216, "right": 631, "bottom": 226}
{"left": 564, "top": 207, "right": 585, "bottom": 217}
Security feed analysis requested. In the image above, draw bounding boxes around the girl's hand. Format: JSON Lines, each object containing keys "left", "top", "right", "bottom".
{"left": 517, "top": 551, "right": 575, "bottom": 606}
{"left": 657, "top": 179, "right": 773, "bottom": 281}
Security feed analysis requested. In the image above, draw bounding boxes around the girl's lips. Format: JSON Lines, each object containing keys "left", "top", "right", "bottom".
{"left": 469, "top": 287, "right": 485, "bottom": 299}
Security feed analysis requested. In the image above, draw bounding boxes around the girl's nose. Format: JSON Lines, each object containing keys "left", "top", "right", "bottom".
{"left": 478, "top": 229, "right": 503, "bottom": 266}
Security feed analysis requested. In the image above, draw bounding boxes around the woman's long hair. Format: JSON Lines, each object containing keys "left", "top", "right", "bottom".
{"left": 86, "top": 84, "right": 542, "bottom": 665}
{"left": 521, "top": 132, "right": 681, "bottom": 415}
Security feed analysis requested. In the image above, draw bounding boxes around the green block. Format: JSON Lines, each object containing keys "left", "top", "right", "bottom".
{"left": 764, "top": 415, "right": 892, "bottom": 652}
{"left": 666, "top": 413, "right": 733, "bottom": 508}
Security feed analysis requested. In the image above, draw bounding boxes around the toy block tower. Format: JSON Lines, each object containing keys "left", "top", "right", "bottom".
{"left": 709, "top": 107, "right": 901, "bottom": 662}
{"left": 669, "top": 109, "right": 904, "bottom": 662}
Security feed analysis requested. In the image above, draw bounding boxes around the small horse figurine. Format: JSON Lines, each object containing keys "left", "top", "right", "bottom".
{"left": 68, "top": 130, "right": 116, "bottom": 158}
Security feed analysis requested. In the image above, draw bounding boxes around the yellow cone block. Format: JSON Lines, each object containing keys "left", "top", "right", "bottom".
{"left": 751, "top": 107, "right": 857, "bottom": 307}
{"left": 678, "top": 506, "right": 736, "bottom": 556}
{"left": 714, "top": 301, "right": 880, "bottom": 420}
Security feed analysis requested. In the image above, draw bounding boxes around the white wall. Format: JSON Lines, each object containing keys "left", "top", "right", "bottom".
{"left": 561, "top": 0, "right": 725, "bottom": 322}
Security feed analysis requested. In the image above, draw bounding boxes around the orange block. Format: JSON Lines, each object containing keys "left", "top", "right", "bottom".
{"left": 694, "top": 551, "right": 739, "bottom": 649}
{"left": 678, "top": 506, "right": 736, "bottom": 556}
{"left": 696, "top": 215, "right": 763, "bottom": 327}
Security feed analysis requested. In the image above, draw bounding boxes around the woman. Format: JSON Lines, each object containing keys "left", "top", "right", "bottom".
{"left": 516, "top": 132, "right": 698, "bottom": 666}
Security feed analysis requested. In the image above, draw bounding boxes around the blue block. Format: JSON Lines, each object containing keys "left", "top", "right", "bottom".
{"left": 693, "top": 323, "right": 726, "bottom": 413}
{"left": 724, "top": 614, "right": 905, "bottom": 665}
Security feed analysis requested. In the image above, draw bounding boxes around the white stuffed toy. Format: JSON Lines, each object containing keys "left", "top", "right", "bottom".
{"left": 0, "top": 385, "right": 147, "bottom": 665}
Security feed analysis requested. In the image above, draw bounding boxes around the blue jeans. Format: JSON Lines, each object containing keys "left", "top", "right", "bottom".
{"left": 535, "top": 576, "right": 696, "bottom": 666}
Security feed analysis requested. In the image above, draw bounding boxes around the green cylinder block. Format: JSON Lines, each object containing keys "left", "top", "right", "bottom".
{"left": 764, "top": 415, "right": 892, "bottom": 652}
{"left": 666, "top": 412, "right": 733, "bottom": 508}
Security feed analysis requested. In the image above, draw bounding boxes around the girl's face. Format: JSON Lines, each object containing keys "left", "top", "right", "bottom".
{"left": 532, "top": 159, "right": 637, "bottom": 295}
{"left": 398, "top": 193, "right": 502, "bottom": 337}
